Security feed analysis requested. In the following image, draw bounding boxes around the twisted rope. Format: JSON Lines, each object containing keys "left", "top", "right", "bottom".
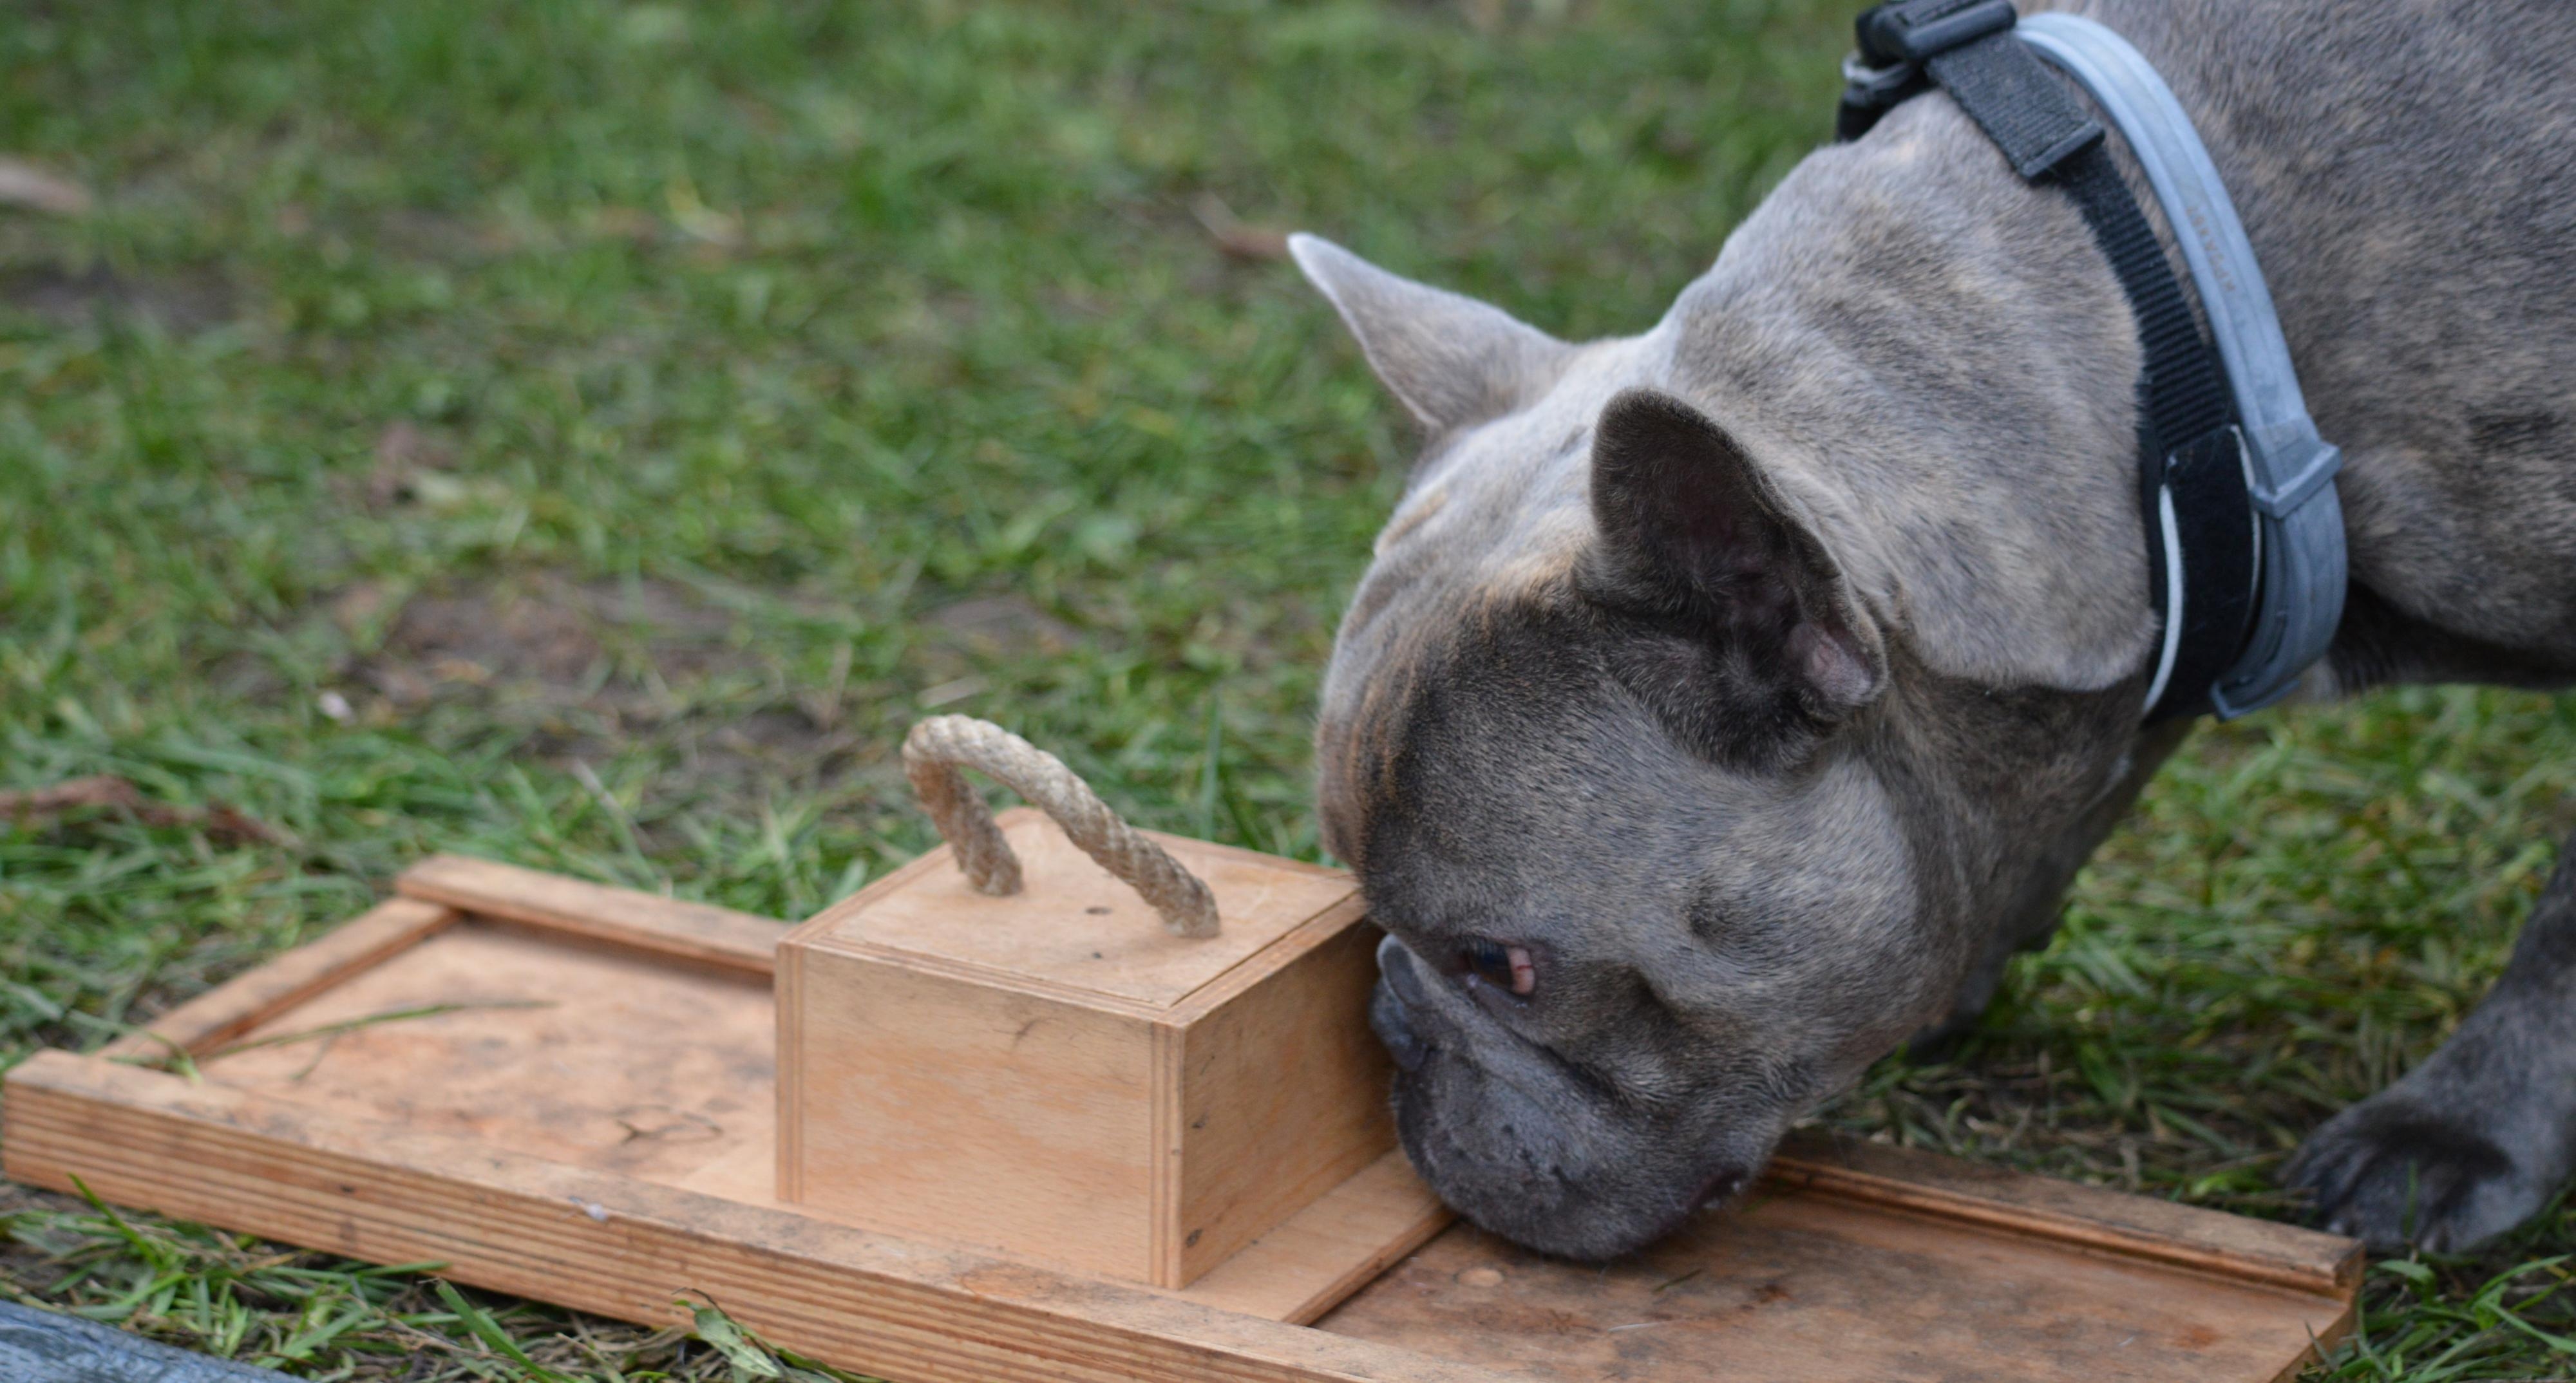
{"left": 900, "top": 716, "right": 1221, "bottom": 939}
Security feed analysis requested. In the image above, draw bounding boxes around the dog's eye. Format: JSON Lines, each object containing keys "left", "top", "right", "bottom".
{"left": 1463, "top": 940, "right": 1537, "bottom": 997}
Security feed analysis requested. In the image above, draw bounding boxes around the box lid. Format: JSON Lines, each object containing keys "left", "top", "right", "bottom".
{"left": 801, "top": 807, "right": 1359, "bottom": 1008}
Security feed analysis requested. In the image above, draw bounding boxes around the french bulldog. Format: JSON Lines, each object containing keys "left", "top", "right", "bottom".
{"left": 1291, "top": 0, "right": 2576, "bottom": 1259}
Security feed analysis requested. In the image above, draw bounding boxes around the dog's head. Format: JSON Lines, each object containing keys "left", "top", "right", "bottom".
{"left": 1289, "top": 117, "right": 2179, "bottom": 1259}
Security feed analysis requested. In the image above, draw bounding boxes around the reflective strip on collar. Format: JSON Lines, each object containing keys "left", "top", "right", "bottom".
{"left": 2016, "top": 13, "right": 2346, "bottom": 717}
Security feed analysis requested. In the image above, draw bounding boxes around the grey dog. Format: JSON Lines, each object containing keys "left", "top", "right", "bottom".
{"left": 1291, "top": 0, "right": 2576, "bottom": 1260}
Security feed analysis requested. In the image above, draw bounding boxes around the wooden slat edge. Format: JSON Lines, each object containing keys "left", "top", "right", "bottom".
{"left": 776, "top": 938, "right": 806, "bottom": 1204}
{"left": 1269, "top": 1158, "right": 1455, "bottom": 1327}
{"left": 397, "top": 854, "right": 784, "bottom": 975}
{"left": 1, "top": 1053, "right": 1517, "bottom": 1383}
{"left": 101, "top": 898, "right": 458, "bottom": 1060}
{"left": 1166, "top": 895, "right": 1375, "bottom": 1025}
{"left": 1150, "top": 1021, "right": 1184, "bottom": 1288}
{"left": 1767, "top": 1133, "right": 2363, "bottom": 1300}
{"left": 2271, "top": 1304, "right": 2360, "bottom": 1383}
{"left": 823, "top": 941, "right": 1175, "bottom": 1019}
{"left": 1132, "top": 816, "right": 1354, "bottom": 885}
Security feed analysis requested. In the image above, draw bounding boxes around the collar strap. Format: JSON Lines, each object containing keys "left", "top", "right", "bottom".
{"left": 1837, "top": 2, "right": 2345, "bottom": 721}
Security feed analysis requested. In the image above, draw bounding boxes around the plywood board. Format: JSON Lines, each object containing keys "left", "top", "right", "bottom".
{"left": 198, "top": 921, "right": 775, "bottom": 1187}
{"left": 4, "top": 857, "right": 2359, "bottom": 1382}
{"left": 1321, "top": 1162, "right": 2351, "bottom": 1382}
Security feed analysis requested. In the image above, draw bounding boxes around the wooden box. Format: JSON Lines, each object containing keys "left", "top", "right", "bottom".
{"left": 778, "top": 806, "right": 1390, "bottom": 1287}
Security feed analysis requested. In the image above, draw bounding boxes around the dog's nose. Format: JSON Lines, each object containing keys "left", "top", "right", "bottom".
{"left": 1371, "top": 978, "right": 1430, "bottom": 1071}
{"left": 1378, "top": 934, "right": 1437, "bottom": 1005}
{"left": 1371, "top": 937, "right": 1433, "bottom": 1072}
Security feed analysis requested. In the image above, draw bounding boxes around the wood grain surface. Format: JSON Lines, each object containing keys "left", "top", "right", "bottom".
{"left": 196, "top": 919, "right": 776, "bottom": 1189}
{"left": 1765, "top": 1133, "right": 2359, "bottom": 1297}
{"left": 101, "top": 896, "right": 457, "bottom": 1062}
{"left": 1318, "top": 1194, "right": 2351, "bottom": 1383}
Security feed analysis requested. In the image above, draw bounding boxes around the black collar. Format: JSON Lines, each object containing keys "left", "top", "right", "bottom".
{"left": 1835, "top": 0, "right": 2344, "bottom": 721}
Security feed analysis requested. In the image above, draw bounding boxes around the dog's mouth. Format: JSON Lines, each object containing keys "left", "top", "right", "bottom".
{"left": 1694, "top": 1165, "right": 1749, "bottom": 1209}
{"left": 1633, "top": 1164, "right": 1750, "bottom": 1246}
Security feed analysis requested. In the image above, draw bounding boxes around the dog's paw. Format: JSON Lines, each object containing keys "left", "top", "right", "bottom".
{"left": 2285, "top": 1093, "right": 2551, "bottom": 1252}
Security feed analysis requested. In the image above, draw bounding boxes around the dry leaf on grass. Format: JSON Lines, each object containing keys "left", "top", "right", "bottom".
{"left": 0, "top": 775, "right": 291, "bottom": 846}
{"left": 0, "top": 157, "right": 94, "bottom": 216}
{"left": 1190, "top": 194, "right": 1291, "bottom": 262}
{"left": 365, "top": 420, "right": 458, "bottom": 508}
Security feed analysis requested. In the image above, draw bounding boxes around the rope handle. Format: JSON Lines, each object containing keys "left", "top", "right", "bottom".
{"left": 901, "top": 716, "right": 1221, "bottom": 939}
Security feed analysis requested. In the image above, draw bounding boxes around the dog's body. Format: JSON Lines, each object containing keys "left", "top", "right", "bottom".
{"left": 1292, "top": 0, "right": 2576, "bottom": 1259}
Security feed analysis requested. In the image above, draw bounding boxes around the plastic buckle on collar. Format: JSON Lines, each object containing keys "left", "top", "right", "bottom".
{"left": 1837, "top": 0, "right": 2018, "bottom": 140}
{"left": 1859, "top": 0, "right": 2018, "bottom": 66}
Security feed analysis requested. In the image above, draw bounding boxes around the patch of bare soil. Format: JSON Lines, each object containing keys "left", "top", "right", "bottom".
{"left": 372, "top": 206, "right": 518, "bottom": 264}
{"left": 337, "top": 574, "right": 864, "bottom": 787}
{"left": 906, "top": 592, "right": 1085, "bottom": 706}
{"left": 313, "top": 581, "right": 1092, "bottom": 795}
{"left": 1, "top": 263, "right": 234, "bottom": 331}
{"left": 920, "top": 594, "right": 1079, "bottom": 659}
{"left": 352, "top": 574, "right": 727, "bottom": 702}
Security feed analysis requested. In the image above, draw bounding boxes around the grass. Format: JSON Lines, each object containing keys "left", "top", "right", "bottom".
{"left": 0, "top": 0, "right": 2568, "bottom": 1377}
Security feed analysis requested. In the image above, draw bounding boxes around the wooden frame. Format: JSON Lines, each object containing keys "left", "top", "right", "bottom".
{"left": 6, "top": 858, "right": 2362, "bottom": 1382}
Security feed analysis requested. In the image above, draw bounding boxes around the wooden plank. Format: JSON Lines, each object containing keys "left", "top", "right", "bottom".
{"left": 101, "top": 897, "right": 457, "bottom": 1062}
{"left": 16, "top": 863, "right": 2358, "bottom": 1383}
{"left": 1, "top": 1052, "right": 1499, "bottom": 1383}
{"left": 1317, "top": 1200, "right": 2352, "bottom": 1383}
{"left": 396, "top": 854, "right": 784, "bottom": 975}
{"left": 1766, "top": 1133, "right": 2362, "bottom": 1297}
{"left": 775, "top": 931, "right": 807, "bottom": 1202}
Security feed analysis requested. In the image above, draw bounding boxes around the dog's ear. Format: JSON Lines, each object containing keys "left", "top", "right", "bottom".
{"left": 1587, "top": 388, "right": 1884, "bottom": 749}
{"left": 1289, "top": 234, "right": 1570, "bottom": 434}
